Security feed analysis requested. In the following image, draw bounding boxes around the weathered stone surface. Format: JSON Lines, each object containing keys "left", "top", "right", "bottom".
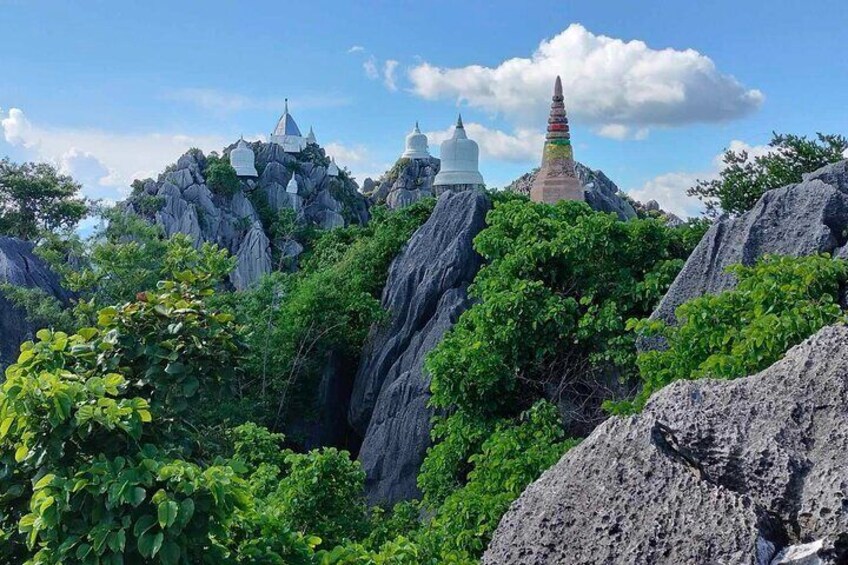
{"left": 124, "top": 142, "right": 369, "bottom": 289}
{"left": 506, "top": 162, "right": 637, "bottom": 220}
{"left": 0, "top": 237, "right": 70, "bottom": 367}
{"left": 484, "top": 324, "right": 848, "bottom": 565}
{"left": 364, "top": 157, "right": 441, "bottom": 210}
{"left": 351, "top": 190, "right": 490, "bottom": 505}
{"left": 652, "top": 160, "right": 848, "bottom": 325}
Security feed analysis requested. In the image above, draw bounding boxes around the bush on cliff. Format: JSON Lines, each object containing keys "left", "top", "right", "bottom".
{"left": 610, "top": 253, "right": 848, "bottom": 413}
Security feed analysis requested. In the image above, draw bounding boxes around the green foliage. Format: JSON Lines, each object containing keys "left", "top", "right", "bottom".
{"left": 612, "top": 254, "right": 848, "bottom": 413}
{"left": 426, "top": 199, "right": 687, "bottom": 421}
{"left": 275, "top": 448, "right": 367, "bottom": 548}
{"left": 205, "top": 155, "right": 240, "bottom": 197}
{"left": 0, "top": 284, "right": 75, "bottom": 333}
{"left": 418, "top": 401, "right": 578, "bottom": 561}
{"left": 0, "top": 158, "right": 90, "bottom": 240}
{"left": 0, "top": 274, "right": 249, "bottom": 563}
{"left": 236, "top": 199, "right": 434, "bottom": 430}
{"left": 688, "top": 132, "right": 848, "bottom": 217}
{"left": 134, "top": 194, "right": 166, "bottom": 215}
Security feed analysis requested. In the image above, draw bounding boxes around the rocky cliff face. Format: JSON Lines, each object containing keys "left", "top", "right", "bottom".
{"left": 362, "top": 157, "right": 441, "bottom": 210}
{"left": 124, "top": 142, "right": 369, "bottom": 290}
{"left": 0, "top": 237, "right": 70, "bottom": 367}
{"left": 484, "top": 324, "right": 848, "bottom": 565}
{"left": 350, "top": 190, "right": 490, "bottom": 506}
{"left": 506, "top": 162, "right": 638, "bottom": 220}
{"left": 653, "top": 160, "right": 848, "bottom": 324}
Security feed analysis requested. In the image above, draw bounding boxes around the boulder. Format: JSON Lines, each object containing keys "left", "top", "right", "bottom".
{"left": 0, "top": 237, "right": 71, "bottom": 367}
{"left": 484, "top": 324, "right": 848, "bottom": 565}
{"left": 365, "top": 157, "right": 441, "bottom": 209}
{"left": 652, "top": 160, "right": 848, "bottom": 325}
{"left": 350, "top": 190, "right": 491, "bottom": 505}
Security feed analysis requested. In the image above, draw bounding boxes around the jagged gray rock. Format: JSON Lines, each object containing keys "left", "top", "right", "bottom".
{"left": 484, "top": 324, "right": 848, "bottom": 565}
{"left": 652, "top": 160, "right": 848, "bottom": 325}
{"left": 364, "top": 157, "right": 441, "bottom": 209}
{"left": 351, "top": 190, "right": 490, "bottom": 506}
{"left": 0, "top": 237, "right": 70, "bottom": 367}
{"left": 505, "top": 162, "right": 637, "bottom": 220}
{"left": 124, "top": 142, "right": 369, "bottom": 289}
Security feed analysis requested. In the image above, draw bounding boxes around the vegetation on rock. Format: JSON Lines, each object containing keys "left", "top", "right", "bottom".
{"left": 688, "top": 132, "right": 848, "bottom": 217}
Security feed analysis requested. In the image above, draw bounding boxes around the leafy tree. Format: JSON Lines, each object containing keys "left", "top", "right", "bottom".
{"left": 0, "top": 158, "right": 89, "bottom": 240}
{"left": 611, "top": 254, "right": 848, "bottom": 413}
{"left": 0, "top": 269, "right": 249, "bottom": 563}
{"left": 688, "top": 133, "right": 848, "bottom": 217}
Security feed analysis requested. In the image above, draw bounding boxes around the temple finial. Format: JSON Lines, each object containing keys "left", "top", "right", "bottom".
{"left": 554, "top": 75, "right": 563, "bottom": 97}
{"left": 285, "top": 98, "right": 289, "bottom": 113}
{"left": 456, "top": 114, "right": 464, "bottom": 129}
{"left": 414, "top": 120, "right": 420, "bottom": 132}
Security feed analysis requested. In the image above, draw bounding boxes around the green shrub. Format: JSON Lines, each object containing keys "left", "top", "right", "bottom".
{"left": 611, "top": 254, "right": 848, "bottom": 413}
{"left": 205, "top": 155, "right": 240, "bottom": 197}
{"left": 0, "top": 271, "right": 249, "bottom": 563}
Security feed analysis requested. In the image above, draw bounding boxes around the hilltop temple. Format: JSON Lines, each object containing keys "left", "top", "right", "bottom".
{"left": 530, "top": 76, "right": 584, "bottom": 204}
{"left": 433, "top": 115, "right": 485, "bottom": 193}
{"left": 230, "top": 137, "right": 257, "bottom": 177}
{"left": 271, "top": 99, "right": 308, "bottom": 152}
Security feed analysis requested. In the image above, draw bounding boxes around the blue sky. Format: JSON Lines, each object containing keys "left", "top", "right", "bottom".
{"left": 1, "top": 0, "right": 846, "bottom": 216}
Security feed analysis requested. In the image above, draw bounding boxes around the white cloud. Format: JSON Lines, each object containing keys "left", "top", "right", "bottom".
{"left": 425, "top": 121, "right": 543, "bottom": 162}
{"left": 383, "top": 60, "right": 400, "bottom": 91}
{"left": 164, "top": 88, "right": 350, "bottom": 115}
{"left": 626, "top": 139, "right": 772, "bottom": 218}
{"left": 347, "top": 45, "right": 365, "bottom": 54}
{"left": 363, "top": 56, "right": 379, "bottom": 80}
{"left": 408, "top": 23, "right": 763, "bottom": 138}
{"left": 2, "top": 107, "right": 227, "bottom": 200}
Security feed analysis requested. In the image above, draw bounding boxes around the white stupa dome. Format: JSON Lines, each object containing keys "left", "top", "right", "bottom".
{"left": 230, "top": 138, "right": 257, "bottom": 177}
{"left": 286, "top": 173, "right": 299, "bottom": 194}
{"left": 327, "top": 157, "right": 339, "bottom": 177}
{"left": 401, "top": 122, "right": 430, "bottom": 159}
{"left": 433, "top": 115, "right": 484, "bottom": 187}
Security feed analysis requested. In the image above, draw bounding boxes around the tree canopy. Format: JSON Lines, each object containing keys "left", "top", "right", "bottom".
{"left": 688, "top": 133, "right": 848, "bottom": 217}
{"left": 0, "top": 158, "right": 89, "bottom": 240}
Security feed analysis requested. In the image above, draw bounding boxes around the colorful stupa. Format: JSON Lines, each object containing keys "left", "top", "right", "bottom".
{"left": 530, "top": 76, "right": 583, "bottom": 204}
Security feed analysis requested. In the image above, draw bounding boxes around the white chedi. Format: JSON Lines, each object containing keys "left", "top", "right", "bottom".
{"left": 286, "top": 173, "right": 299, "bottom": 194}
{"left": 306, "top": 126, "right": 317, "bottom": 145}
{"left": 401, "top": 122, "right": 430, "bottom": 159}
{"left": 230, "top": 138, "right": 257, "bottom": 177}
{"left": 327, "top": 157, "right": 339, "bottom": 177}
{"left": 433, "top": 115, "right": 484, "bottom": 188}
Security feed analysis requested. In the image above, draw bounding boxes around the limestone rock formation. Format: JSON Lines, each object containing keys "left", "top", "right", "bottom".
{"left": 363, "top": 157, "right": 441, "bottom": 210}
{"left": 484, "top": 324, "right": 848, "bottom": 565}
{"left": 0, "top": 237, "right": 70, "bottom": 367}
{"left": 124, "top": 142, "right": 369, "bottom": 289}
{"left": 350, "top": 190, "right": 490, "bottom": 506}
{"left": 506, "top": 162, "right": 637, "bottom": 220}
{"left": 653, "top": 160, "right": 848, "bottom": 324}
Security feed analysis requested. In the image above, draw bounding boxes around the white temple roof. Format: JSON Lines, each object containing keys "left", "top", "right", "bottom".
{"left": 273, "top": 99, "right": 303, "bottom": 138}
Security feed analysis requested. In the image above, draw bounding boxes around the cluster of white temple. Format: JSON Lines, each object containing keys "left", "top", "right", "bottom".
{"left": 228, "top": 99, "right": 340, "bottom": 193}
{"left": 231, "top": 99, "right": 485, "bottom": 194}
{"left": 401, "top": 115, "right": 485, "bottom": 190}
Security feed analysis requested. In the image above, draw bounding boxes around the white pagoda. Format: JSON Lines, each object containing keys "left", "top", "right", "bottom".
{"left": 433, "top": 115, "right": 484, "bottom": 190}
{"left": 271, "top": 99, "right": 307, "bottom": 153}
{"left": 401, "top": 122, "right": 430, "bottom": 159}
{"left": 230, "top": 138, "right": 257, "bottom": 177}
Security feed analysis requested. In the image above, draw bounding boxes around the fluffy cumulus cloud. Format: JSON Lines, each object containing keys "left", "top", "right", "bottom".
{"left": 408, "top": 23, "right": 763, "bottom": 139}
{"left": 425, "top": 122, "right": 543, "bottom": 163}
{"left": 626, "top": 140, "right": 772, "bottom": 218}
{"left": 1, "top": 107, "right": 227, "bottom": 200}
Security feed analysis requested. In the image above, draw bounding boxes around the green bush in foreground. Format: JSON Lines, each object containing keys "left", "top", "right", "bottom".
{"left": 610, "top": 254, "right": 848, "bottom": 413}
